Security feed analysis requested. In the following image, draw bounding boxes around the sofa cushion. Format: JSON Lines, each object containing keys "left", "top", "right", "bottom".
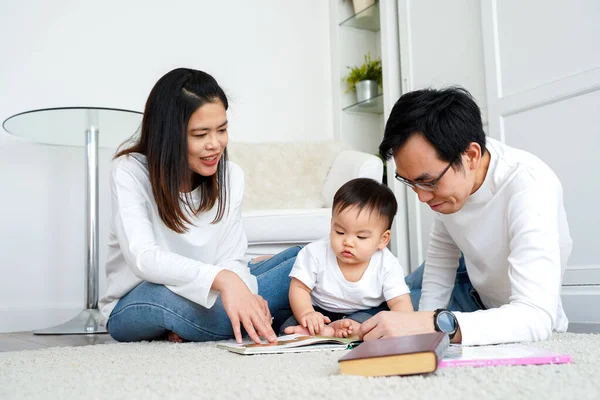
{"left": 243, "top": 208, "right": 331, "bottom": 245}
{"left": 322, "top": 150, "right": 384, "bottom": 207}
{"left": 228, "top": 141, "right": 348, "bottom": 210}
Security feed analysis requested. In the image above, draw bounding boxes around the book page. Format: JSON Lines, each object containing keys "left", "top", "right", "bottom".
{"left": 217, "top": 333, "right": 360, "bottom": 354}
{"left": 243, "top": 334, "right": 356, "bottom": 349}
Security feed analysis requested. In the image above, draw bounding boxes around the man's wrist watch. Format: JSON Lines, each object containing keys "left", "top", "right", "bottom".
{"left": 433, "top": 308, "right": 458, "bottom": 339}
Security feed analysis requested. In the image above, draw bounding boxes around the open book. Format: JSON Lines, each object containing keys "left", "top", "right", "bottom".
{"left": 216, "top": 334, "right": 360, "bottom": 355}
{"left": 439, "top": 343, "right": 572, "bottom": 368}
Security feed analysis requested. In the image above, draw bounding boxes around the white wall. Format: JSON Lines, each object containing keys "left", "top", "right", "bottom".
{"left": 0, "top": 0, "right": 334, "bottom": 332}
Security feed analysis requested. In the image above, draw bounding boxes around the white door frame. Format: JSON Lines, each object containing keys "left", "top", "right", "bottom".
{"left": 380, "top": 0, "right": 412, "bottom": 273}
{"left": 395, "top": 0, "right": 423, "bottom": 273}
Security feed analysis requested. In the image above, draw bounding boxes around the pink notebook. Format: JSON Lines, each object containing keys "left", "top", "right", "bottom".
{"left": 439, "top": 343, "right": 572, "bottom": 368}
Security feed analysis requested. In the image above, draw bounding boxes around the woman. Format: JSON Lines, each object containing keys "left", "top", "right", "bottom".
{"left": 98, "top": 68, "right": 299, "bottom": 344}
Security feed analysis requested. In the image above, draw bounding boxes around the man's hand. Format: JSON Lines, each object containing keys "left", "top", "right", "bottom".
{"left": 213, "top": 270, "right": 277, "bottom": 344}
{"left": 299, "top": 311, "right": 331, "bottom": 336}
{"left": 358, "top": 311, "right": 435, "bottom": 341}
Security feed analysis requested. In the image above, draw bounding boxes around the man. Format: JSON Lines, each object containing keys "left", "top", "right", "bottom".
{"left": 359, "top": 87, "right": 572, "bottom": 345}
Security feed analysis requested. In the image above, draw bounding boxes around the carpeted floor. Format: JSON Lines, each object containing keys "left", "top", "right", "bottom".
{"left": 0, "top": 333, "right": 599, "bottom": 399}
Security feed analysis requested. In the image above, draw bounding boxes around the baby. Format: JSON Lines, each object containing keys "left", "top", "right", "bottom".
{"left": 282, "top": 178, "right": 413, "bottom": 338}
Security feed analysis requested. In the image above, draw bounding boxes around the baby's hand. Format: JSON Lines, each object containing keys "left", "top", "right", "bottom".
{"left": 299, "top": 311, "right": 332, "bottom": 335}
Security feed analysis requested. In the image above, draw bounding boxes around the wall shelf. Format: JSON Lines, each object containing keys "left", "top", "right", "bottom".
{"left": 342, "top": 93, "right": 383, "bottom": 114}
{"left": 339, "top": 2, "right": 380, "bottom": 32}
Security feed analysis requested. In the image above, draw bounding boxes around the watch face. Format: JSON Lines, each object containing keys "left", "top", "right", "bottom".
{"left": 437, "top": 311, "right": 456, "bottom": 333}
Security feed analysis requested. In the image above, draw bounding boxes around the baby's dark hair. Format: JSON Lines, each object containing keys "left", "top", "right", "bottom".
{"left": 332, "top": 178, "right": 398, "bottom": 230}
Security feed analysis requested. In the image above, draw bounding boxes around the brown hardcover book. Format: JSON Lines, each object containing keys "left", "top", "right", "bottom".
{"left": 338, "top": 332, "right": 450, "bottom": 377}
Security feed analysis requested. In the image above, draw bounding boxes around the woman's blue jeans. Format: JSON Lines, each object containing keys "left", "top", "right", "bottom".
{"left": 107, "top": 246, "right": 302, "bottom": 342}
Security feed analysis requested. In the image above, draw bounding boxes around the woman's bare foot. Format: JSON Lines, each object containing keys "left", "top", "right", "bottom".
{"left": 251, "top": 255, "right": 272, "bottom": 263}
{"left": 328, "top": 319, "right": 361, "bottom": 338}
{"left": 167, "top": 331, "right": 184, "bottom": 343}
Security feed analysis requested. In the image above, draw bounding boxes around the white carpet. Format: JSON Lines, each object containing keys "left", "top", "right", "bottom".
{"left": 1, "top": 333, "right": 599, "bottom": 400}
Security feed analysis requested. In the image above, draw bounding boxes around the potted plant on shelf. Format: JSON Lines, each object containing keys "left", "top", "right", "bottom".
{"left": 344, "top": 53, "right": 382, "bottom": 104}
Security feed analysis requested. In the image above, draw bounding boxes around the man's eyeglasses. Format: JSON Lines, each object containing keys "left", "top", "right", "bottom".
{"left": 394, "top": 161, "right": 453, "bottom": 192}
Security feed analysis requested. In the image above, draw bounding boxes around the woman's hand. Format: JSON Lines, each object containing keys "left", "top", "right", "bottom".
{"left": 213, "top": 270, "right": 277, "bottom": 344}
{"left": 254, "top": 294, "right": 272, "bottom": 324}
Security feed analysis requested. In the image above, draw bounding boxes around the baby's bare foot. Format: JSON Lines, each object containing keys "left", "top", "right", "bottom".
{"left": 283, "top": 325, "right": 311, "bottom": 335}
{"left": 329, "top": 319, "right": 360, "bottom": 338}
{"left": 319, "top": 324, "right": 336, "bottom": 337}
{"left": 283, "top": 324, "right": 336, "bottom": 337}
{"left": 167, "top": 331, "right": 184, "bottom": 343}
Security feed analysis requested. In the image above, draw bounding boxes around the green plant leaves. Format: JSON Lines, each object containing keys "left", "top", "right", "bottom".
{"left": 344, "top": 53, "right": 382, "bottom": 93}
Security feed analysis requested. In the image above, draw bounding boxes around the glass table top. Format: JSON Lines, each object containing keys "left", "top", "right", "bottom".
{"left": 2, "top": 107, "right": 143, "bottom": 148}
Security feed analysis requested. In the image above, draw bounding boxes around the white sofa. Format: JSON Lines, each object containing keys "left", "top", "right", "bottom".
{"left": 228, "top": 141, "right": 384, "bottom": 257}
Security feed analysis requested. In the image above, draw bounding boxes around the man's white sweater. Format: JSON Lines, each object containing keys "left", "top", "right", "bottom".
{"left": 419, "top": 138, "right": 572, "bottom": 345}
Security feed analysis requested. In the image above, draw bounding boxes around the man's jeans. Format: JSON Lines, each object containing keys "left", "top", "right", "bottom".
{"left": 107, "top": 246, "right": 302, "bottom": 342}
{"left": 407, "top": 255, "right": 486, "bottom": 312}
